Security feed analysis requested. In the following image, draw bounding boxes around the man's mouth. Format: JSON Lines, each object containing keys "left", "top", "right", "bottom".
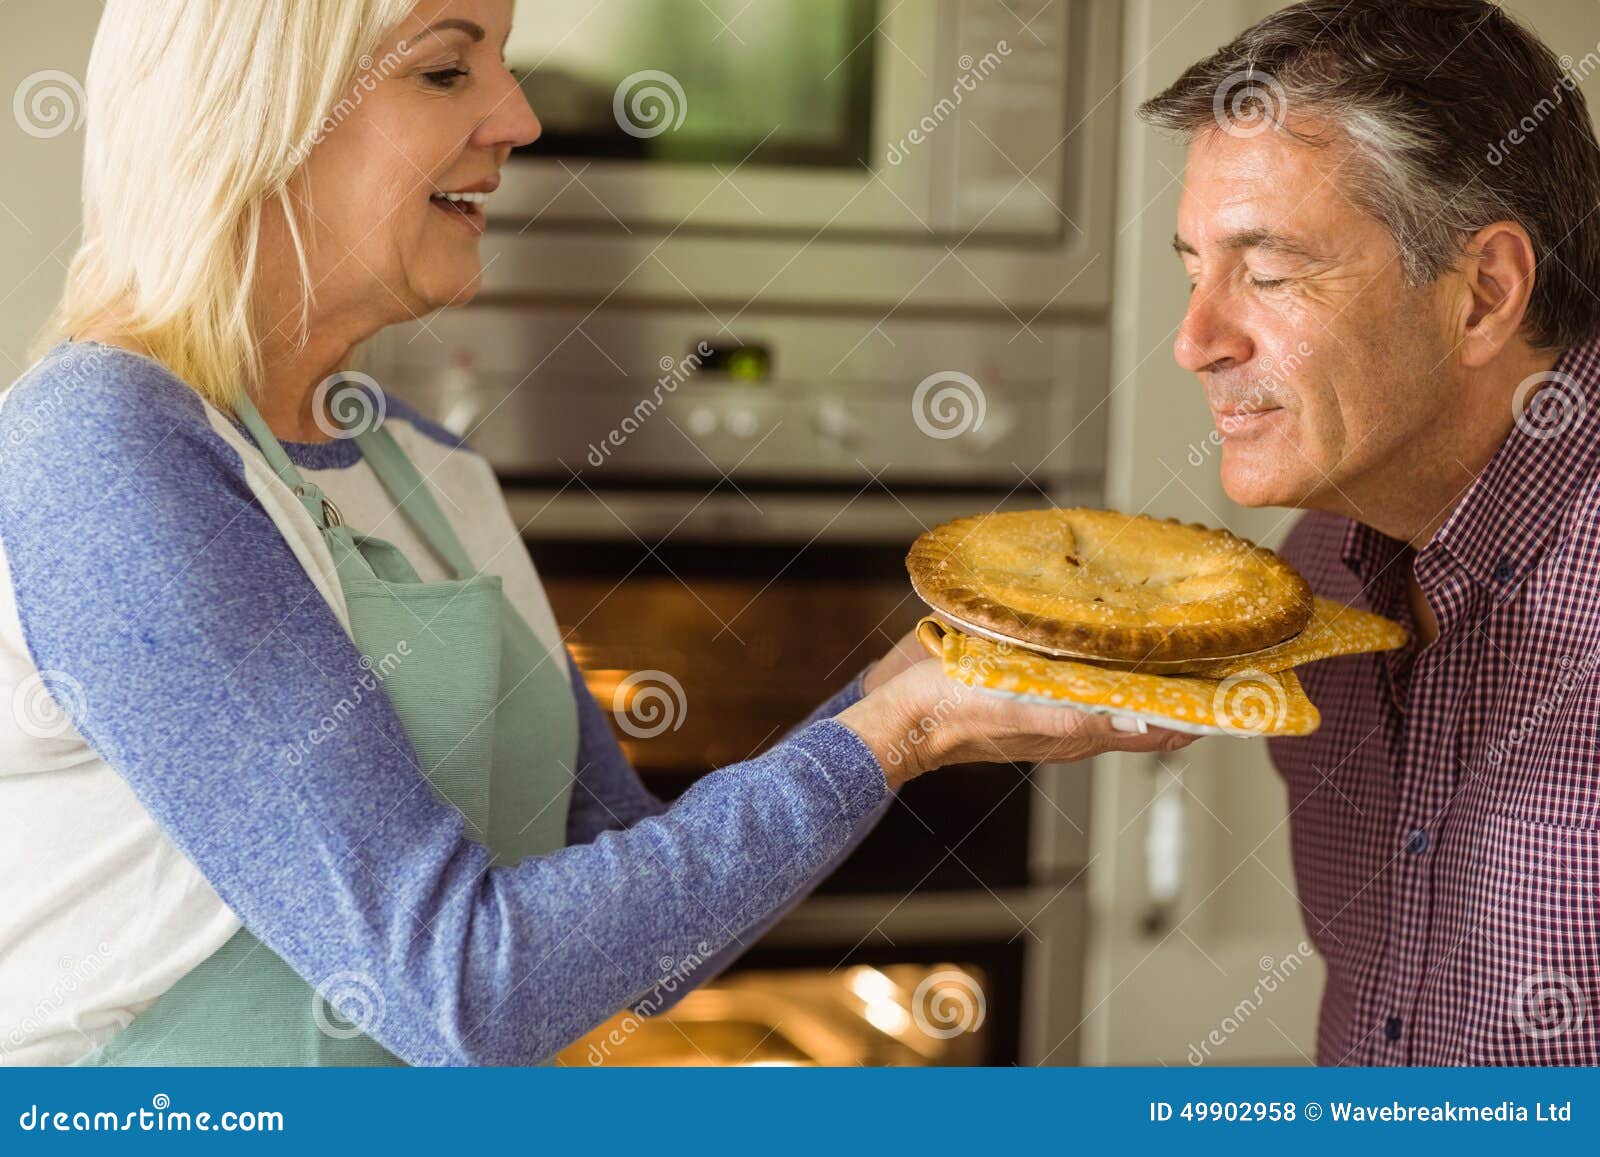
{"left": 1211, "top": 405, "right": 1284, "bottom": 434}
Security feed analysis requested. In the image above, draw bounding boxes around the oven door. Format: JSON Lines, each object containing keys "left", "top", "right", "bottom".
{"left": 513, "top": 484, "right": 1096, "bottom": 1064}
{"left": 520, "top": 486, "right": 1050, "bottom": 895}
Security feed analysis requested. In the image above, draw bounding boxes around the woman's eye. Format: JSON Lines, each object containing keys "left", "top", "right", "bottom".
{"left": 423, "top": 67, "right": 470, "bottom": 89}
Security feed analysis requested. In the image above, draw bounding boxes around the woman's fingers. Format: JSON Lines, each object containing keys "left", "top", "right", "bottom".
{"left": 862, "top": 626, "right": 933, "bottom": 694}
{"left": 1002, "top": 699, "right": 1189, "bottom": 759}
{"left": 839, "top": 658, "right": 1204, "bottom": 785}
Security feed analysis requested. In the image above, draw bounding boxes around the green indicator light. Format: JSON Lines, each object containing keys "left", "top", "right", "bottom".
{"left": 726, "top": 348, "right": 769, "bottom": 381}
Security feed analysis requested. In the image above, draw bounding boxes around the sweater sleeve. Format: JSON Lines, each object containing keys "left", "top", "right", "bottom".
{"left": 563, "top": 652, "right": 872, "bottom": 844}
{"left": 562, "top": 646, "right": 667, "bottom": 842}
{"left": 557, "top": 650, "right": 891, "bottom": 1012}
{"left": 0, "top": 348, "right": 889, "bottom": 1066}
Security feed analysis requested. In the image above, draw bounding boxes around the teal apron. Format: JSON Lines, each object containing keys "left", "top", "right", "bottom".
{"left": 77, "top": 391, "right": 578, "bottom": 1066}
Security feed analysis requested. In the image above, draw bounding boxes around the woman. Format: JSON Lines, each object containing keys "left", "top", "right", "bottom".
{"left": 0, "top": 0, "right": 1189, "bottom": 1066}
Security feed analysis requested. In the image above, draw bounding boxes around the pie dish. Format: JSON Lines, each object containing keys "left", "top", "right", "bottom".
{"left": 906, "top": 509, "right": 1314, "bottom": 665}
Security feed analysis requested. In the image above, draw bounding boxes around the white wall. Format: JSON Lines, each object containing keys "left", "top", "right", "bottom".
{"left": 0, "top": 1, "right": 102, "bottom": 379}
{"left": 1087, "top": 0, "right": 1600, "bottom": 1066}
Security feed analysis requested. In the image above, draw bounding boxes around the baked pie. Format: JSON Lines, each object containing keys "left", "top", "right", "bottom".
{"left": 906, "top": 508, "right": 1407, "bottom": 737}
{"left": 906, "top": 508, "right": 1314, "bottom": 665}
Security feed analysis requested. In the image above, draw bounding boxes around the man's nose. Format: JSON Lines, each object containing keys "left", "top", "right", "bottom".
{"left": 1175, "top": 284, "right": 1253, "bottom": 374}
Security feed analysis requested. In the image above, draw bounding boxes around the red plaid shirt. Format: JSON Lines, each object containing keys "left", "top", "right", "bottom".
{"left": 1268, "top": 337, "right": 1600, "bottom": 1066}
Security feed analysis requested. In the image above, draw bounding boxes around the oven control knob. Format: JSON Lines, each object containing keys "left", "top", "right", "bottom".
{"left": 813, "top": 399, "right": 863, "bottom": 449}
{"left": 726, "top": 407, "right": 760, "bottom": 439}
{"left": 687, "top": 406, "right": 719, "bottom": 438}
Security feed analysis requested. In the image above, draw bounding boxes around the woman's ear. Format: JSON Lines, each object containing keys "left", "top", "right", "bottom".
{"left": 1455, "top": 220, "right": 1538, "bottom": 368}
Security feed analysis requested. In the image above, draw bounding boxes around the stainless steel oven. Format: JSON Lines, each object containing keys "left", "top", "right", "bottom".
{"left": 482, "top": 0, "right": 1120, "bottom": 313}
{"left": 373, "top": 304, "right": 1107, "bottom": 1064}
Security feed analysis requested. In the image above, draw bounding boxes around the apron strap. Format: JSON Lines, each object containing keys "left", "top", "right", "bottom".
{"left": 352, "top": 421, "right": 479, "bottom": 581}
{"left": 231, "top": 386, "right": 479, "bottom": 580}
{"left": 230, "top": 390, "right": 332, "bottom": 528}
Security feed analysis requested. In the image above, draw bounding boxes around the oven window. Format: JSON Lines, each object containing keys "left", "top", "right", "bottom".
{"left": 508, "top": 0, "right": 878, "bottom": 167}
{"left": 561, "top": 962, "right": 996, "bottom": 1067}
{"left": 535, "top": 539, "right": 1037, "bottom": 895}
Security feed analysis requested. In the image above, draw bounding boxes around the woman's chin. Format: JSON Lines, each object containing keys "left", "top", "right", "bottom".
{"left": 412, "top": 269, "right": 483, "bottom": 313}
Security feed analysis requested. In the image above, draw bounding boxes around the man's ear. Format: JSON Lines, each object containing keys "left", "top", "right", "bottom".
{"left": 1454, "top": 221, "right": 1538, "bottom": 368}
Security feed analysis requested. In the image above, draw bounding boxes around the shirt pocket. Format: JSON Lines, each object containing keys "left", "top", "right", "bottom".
{"left": 1456, "top": 812, "right": 1600, "bottom": 1064}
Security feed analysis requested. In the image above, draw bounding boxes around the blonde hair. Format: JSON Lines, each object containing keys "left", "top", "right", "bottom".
{"left": 33, "top": 0, "right": 420, "bottom": 408}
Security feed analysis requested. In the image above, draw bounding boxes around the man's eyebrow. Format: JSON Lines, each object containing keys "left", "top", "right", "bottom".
{"left": 1172, "top": 230, "right": 1322, "bottom": 260}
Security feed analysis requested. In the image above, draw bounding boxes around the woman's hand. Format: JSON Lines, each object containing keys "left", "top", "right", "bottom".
{"left": 838, "top": 658, "right": 1196, "bottom": 790}
{"left": 862, "top": 625, "right": 931, "bottom": 694}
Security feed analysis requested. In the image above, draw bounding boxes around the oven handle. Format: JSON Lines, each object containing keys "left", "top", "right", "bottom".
{"left": 501, "top": 485, "right": 1095, "bottom": 544}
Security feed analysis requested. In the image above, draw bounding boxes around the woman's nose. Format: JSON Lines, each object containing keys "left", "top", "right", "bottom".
{"left": 1174, "top": 282, "right": 1253, "bottom": 374}
{"left": 479, "top": 74, "right": 542, "bottom": 154}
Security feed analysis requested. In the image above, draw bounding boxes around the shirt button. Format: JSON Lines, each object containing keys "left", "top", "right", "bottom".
{"left": 1492, "top": 558, "right": 1515, "bottom": 583}
{"left": 1404, "top": 828, "right": 1429, "bottom": 855}
{"left": 1385, "top": 1016, "right": 1404, "bottom": 1042}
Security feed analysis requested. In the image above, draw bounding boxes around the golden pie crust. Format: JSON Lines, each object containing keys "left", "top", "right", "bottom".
{"left": 906, "top": 509, "right": 1314, "bottom": 664}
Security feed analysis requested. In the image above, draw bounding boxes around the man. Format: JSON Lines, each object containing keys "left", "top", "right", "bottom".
{"left": 1141, "top": 0, "right": 1600, "bottom": 1064}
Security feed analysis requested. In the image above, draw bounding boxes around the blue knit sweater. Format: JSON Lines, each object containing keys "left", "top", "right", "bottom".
{"left": 0, "top": 341, "right": 890, "bottom": 1065}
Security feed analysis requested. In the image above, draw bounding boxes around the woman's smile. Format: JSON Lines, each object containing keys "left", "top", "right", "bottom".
{"left": 429, "top": 176, "right": 499, "bottom": 236}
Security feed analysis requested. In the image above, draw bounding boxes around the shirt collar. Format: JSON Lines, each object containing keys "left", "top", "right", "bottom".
{"left": 1335, "top": 338, "right": 1600, "bottom": 597}
{"left": 1425, "top": 337, "right": 1600, "bottom": 592}
{"left": 1369, "top": 334, "right": 1600, "bottom": 598}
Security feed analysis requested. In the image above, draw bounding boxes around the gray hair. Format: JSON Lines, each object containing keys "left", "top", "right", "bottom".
{"left": 1139, "top": 0, "right": 1600, "bottom": 351}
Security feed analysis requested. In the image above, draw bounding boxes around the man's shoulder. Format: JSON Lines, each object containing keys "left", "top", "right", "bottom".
{"left": 1544, "top": 467, "right": 1600, "bottom": 572}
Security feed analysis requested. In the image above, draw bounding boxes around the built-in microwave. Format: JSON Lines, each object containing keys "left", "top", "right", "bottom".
{"left": 483, "top": 0, "right": 1119, "bottom": 313}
